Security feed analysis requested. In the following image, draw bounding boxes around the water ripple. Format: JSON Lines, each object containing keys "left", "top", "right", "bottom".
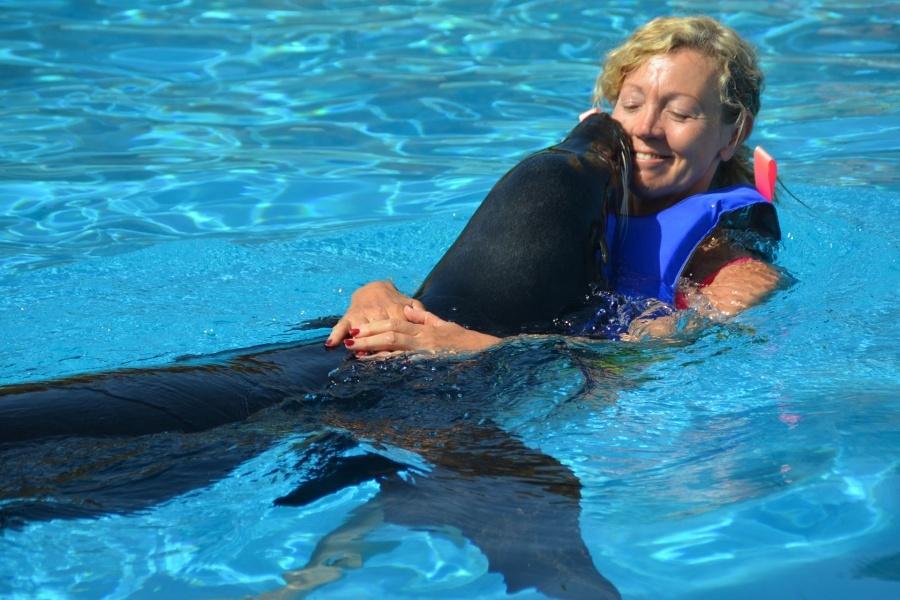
{"left": 1, "top": 5, "right": 899, "bottom": 600}
{"left": 2, "top": 1, "right": 893, "bottom": 270}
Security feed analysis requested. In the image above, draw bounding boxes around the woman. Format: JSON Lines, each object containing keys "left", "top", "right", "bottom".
{"left": 325, "top": 16, "right": 782, "bottom": 355}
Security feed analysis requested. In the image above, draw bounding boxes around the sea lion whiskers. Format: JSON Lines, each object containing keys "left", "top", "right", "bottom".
{"left": 618, "top": 138, "right": 632, "bottom": 218}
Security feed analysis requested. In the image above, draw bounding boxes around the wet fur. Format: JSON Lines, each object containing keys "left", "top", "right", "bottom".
{"left": 416, "top": 112, "right": 631, "bottom": 335}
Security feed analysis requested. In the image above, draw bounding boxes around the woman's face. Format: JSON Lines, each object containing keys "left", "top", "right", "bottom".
{"left": 611, "top": 49, "right": 740, "bottom": 213}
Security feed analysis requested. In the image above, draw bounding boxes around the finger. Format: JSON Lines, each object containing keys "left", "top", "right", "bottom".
{"left": 344, "top": 331, "right": 418, "bottom": 353}
{"left": 326, "top": 318, "right": 351, "bottom": 347}
{"left": 403, "top": 304, "right": 444, "bottom": 326}
{"left": 329, "top": 306, "right": 392, "bottom": 345}
{"left": 353, "top": 317, "right": 418, "bottom": 339}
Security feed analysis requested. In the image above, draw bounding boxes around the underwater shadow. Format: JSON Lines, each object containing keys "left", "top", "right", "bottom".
{"left": 0, "top": 338, "right": 631, "bottom": 599}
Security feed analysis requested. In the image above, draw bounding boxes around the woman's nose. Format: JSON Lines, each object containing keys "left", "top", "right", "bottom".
{"left": 632, "top": 106, "right": 662, "bottom": 138}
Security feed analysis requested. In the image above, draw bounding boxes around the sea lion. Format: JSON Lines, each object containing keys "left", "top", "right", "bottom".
{"left": 0, "top": 112, "right": 630, "bottom": 444}
{"left": 415, "top": 111, "right": 631, "bottom": 336}
{"left": 0, "top": 114, "right": 631, "bottom": 598}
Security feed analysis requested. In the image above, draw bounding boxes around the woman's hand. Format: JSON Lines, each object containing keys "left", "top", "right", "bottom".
{"left": 621, "top": 312, "right": 678, "bottom": 341}
{"left": 344, "top": 305, "right": 500, "bottom": 356}
{"left": 326, "top": 280, "right": 425, "bottom": 347}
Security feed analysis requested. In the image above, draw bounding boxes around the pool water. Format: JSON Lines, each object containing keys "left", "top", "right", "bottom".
{"left": 1, "top": 1, "right": 899, "bottom": 598}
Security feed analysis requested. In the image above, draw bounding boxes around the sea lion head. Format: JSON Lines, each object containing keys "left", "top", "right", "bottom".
{"left": 557, "top": 112, "right": 632, "bottom": 217}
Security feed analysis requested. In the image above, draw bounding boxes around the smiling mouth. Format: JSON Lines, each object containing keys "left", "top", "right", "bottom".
{"left": 635, "top": 151, "right": 671, "bottom": 160}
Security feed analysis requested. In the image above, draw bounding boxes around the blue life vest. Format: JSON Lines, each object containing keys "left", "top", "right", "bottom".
{"left": 605, "top": 184, "right": 780, "bottom": 303}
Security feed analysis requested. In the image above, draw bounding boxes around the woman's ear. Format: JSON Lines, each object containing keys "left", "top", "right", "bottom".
{"left": 719, "top": 112, "right": 754, "bottom": 161}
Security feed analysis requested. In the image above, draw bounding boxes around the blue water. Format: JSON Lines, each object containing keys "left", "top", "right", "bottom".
{"left": 1, "top": 1, "right": 899, "bottom": 598}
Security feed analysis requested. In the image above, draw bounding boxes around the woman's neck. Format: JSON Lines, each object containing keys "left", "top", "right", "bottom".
{"left": 625, "top": 192, "right": 682, "bottom": 216}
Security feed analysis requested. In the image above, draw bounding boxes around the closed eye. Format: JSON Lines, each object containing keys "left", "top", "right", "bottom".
{"left": 666, "top": 110, "right": 691, "bottom": 122}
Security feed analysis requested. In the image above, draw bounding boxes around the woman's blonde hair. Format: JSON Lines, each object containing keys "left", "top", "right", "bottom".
{"left": 593, "top": 16, "right": 763, "bottom": 189}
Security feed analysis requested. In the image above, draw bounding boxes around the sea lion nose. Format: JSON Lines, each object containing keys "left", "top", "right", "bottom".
{"left": 579, "top": 107, "right": 602, "bottom": 122}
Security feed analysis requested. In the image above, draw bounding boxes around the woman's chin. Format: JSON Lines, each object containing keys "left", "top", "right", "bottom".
{"left": 629, "top": 184, "right": 677, "bottom": 214}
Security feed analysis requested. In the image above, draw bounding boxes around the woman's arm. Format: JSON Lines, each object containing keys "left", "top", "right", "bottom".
{"left": 325, "top": 280, "right": 425, "bottom": 347}
{"left": 688, "top": 256, "right": 780, "bottom": 316}
{"left": 624, "top": 256, "right": 780, "bottom": 340}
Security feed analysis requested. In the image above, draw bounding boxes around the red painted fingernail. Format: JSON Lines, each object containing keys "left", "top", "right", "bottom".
{"left": 349, "top": 328, "right": 360, "bottom": 337}
{"left": 344, "top": 339, "right": 355, "bottom": 347}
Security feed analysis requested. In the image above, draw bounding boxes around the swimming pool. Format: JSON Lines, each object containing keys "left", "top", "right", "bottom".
{"left": 1, "top": 0, "right": 898, "bottom": 598}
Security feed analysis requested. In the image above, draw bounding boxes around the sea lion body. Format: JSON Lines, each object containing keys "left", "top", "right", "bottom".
{"left": 0, "top": 118, "right": 630, "bottom": 596}
{"left": 416, "top": 112, "right": 630, "bottom": 336}
{"left": 0, "top": 113, "right": 630, "bottom": 443}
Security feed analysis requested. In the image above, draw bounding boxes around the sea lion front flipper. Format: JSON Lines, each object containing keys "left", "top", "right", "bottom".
{"left": 273, "top": 430, "right": 410, "bottom": 507}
